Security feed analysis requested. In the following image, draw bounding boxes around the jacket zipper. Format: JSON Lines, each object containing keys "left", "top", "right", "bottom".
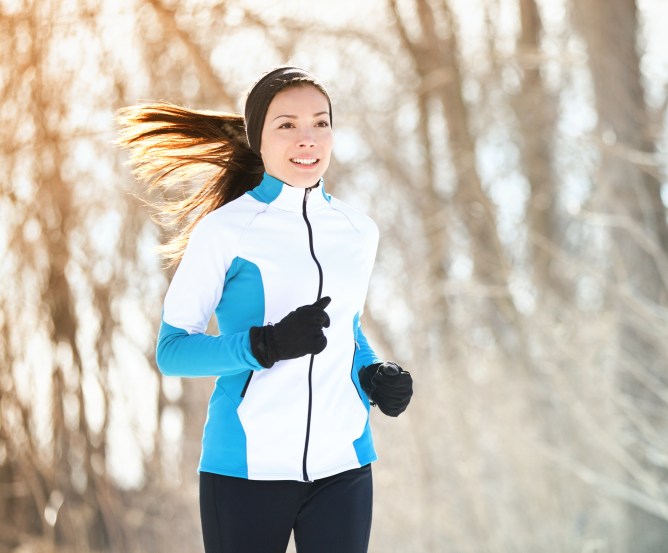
{"left": 301, "top": 186, "right": 324, "bottom": 482}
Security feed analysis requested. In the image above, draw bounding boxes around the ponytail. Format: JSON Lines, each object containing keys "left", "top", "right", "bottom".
{"left": 116, "top": 102, "right": 264, "bottom": 265}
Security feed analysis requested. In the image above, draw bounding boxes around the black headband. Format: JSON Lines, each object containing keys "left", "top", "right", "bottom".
{"left": 244, "top": 66, "right": 332, "bottom": 156}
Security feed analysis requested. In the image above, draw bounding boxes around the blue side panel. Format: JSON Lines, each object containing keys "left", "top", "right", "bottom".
{"left": 200, "top": 257, "right": 266, "bottom": 478}
{"left": 215, "top": 257, "right": 265, "bottom": 335}
{"left": 351, "top": 313, "right": 378, "bottom": 464}
{"left": 353, "top": 313, "right": 382, "bottom": 372}
{"left": 353, "top": 419, "right": 376, "bottom": 464}
{"left": 199, "top": 374, "right": 252, "bottom": 479}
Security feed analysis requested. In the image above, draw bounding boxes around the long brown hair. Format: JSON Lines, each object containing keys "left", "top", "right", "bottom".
{"left": 116, "top": 102, "right": 264, "bottom": 265}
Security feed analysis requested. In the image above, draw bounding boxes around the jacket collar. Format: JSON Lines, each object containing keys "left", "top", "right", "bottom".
{"left": 248, "top": 173, "right": 331, "bottom": 213}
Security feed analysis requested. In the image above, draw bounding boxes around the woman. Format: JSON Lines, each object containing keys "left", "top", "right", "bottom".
{"left": 117, "top": 66, "right": 413, "bottom": 553}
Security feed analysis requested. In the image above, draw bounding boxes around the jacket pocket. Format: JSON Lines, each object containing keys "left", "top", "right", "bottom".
{"left": 240, "top": 370, "right": 254, "bottom": 398}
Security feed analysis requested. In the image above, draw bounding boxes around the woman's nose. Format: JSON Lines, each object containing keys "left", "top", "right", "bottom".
{"left": 297, "top": 129, "right": 316, "bottom": 147}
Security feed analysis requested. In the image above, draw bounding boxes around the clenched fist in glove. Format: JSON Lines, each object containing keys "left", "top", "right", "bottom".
{"left": 249, "top": 297, "right": 331, "bottom": 368}
{"left": 359, "top": 361, "right": 413, "bottom": 417}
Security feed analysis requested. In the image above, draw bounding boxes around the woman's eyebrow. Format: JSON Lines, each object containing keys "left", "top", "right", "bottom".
{"left": 272, "top": 111, "right": 329, "bottom": 122}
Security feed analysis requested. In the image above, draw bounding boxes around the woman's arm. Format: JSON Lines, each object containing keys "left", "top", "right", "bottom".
{"left": 156, "top": 215, "right": 264, "bottom": 377}
{"left": 157, "top": 320, "right": 262, "bottom": 377}
{"left": 355, "top": 315, "right": 413, "bottom": 417}
{"left": 354, "top": 316, "right": 382, "bottom": 371}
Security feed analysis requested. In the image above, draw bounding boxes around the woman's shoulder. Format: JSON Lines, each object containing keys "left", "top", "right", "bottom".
{"left": 201, "top": 191, "right": 266, "bottom": 227}
{"left": 188, "top": 192, "right": 267, "bottom": 252}
{"left": 328, "top": 195, "right": 379, "bottom": 237}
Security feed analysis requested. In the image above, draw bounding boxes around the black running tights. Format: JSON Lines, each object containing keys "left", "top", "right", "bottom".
{"left": 199, "top": 465, "right": 373, "bottom": 553}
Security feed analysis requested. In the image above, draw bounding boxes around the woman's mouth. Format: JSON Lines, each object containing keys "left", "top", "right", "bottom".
{"left": 290, "top": 157, "right": 319, "bottom": 167}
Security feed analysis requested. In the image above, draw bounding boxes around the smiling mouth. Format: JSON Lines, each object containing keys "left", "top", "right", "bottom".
{"left": 290, "top": 158, "right": 319, "bottom": 166}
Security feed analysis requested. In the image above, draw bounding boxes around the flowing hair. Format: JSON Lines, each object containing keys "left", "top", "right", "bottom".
{"left": 116, "top": 102, "right": 265, "bottom": 265}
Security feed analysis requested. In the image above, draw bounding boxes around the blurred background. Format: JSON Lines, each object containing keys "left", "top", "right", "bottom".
{"left": 1, "top": 0, "right": 668, "bottom": 551}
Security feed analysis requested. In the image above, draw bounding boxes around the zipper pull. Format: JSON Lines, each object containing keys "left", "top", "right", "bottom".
{"left": 304, "top": 188, "right": 311, "bottom": 201}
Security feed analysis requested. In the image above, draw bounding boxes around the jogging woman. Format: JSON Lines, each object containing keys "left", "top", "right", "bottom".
{"left": 117, "top": 66, "right": 413, "bottom": 553}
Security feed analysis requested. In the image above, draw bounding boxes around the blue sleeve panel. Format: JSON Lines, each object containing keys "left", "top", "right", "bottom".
{"left": 351, "top": 313, "right": 379, "bottom": 463}
{"left": 353, "top": 314, "right": 382, "bottom": 372}
{"left": 156, "top": 321, "right": 263, "bottom": 377}
{"left": 157, "top": 256, "right": 267, "bottom": 378}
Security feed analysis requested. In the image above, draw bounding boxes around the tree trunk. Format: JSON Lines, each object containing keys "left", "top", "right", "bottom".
{"left": 573, "top": 0, "right": 668, "bottom": 549}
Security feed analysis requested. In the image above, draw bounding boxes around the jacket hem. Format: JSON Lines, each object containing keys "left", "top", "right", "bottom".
{"left": 198, "top": 456, "right": 378, "bottom": 482}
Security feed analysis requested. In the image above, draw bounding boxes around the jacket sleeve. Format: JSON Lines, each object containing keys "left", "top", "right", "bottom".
{"left": 156, "top": 215, "right": 264, "bottom": 377}
{"left": 354, "top": 316, "right": 382, "bottom": 372}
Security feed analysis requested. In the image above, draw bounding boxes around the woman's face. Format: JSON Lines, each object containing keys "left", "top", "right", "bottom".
{"left": 260, "top": 85, "right": 333, "bottom": 188}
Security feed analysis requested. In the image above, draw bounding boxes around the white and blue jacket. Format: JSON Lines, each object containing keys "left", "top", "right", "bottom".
{"left": 156, "top": 173, "right": 381, "bottom": 482}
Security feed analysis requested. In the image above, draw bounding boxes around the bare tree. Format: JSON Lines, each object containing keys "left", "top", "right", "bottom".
{"left": 572, "top": 0, "right": 668, "bottom": 549}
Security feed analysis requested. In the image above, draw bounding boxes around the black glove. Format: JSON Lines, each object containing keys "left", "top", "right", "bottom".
{"left": 249, "top": 297, "right": 331, "bottom": 368}
{"left": 359, "top": 361, "right": 413, "bottom": 417}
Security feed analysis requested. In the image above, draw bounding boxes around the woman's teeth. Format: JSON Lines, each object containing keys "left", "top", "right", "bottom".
{"left": 291, "top": 158, "right": 317, "bottom": 165}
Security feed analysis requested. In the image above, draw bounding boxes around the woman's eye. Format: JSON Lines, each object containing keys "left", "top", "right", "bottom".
{"left": 316, "top": 120, "right": 330, "bottom": 128}
{"left": 278, "top": 122, "right": 295, "bottom": 129}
